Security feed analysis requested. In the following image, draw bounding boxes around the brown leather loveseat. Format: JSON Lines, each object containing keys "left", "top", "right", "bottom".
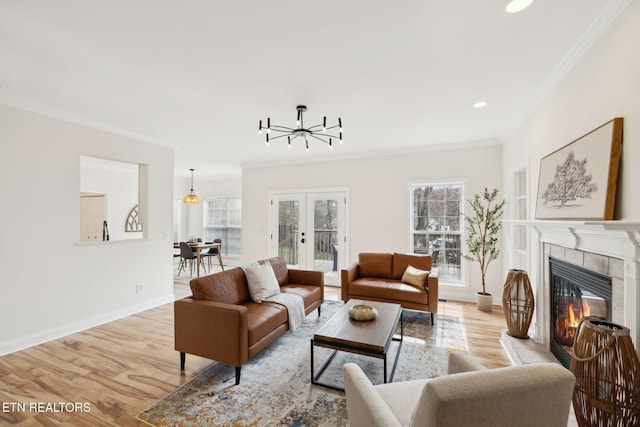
{"left": 341, "top": 252, "right": 438, "bottom": 324}
{"left": 174, "top": 256, "right": 323, "bottom": 384}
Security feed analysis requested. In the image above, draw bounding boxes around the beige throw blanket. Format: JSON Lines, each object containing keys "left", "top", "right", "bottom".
{"left": 266, "top": 292, "right": 305, "bottom": 332}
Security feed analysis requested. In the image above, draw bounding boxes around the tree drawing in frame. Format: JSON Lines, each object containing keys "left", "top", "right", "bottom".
{"left": 535, "top": 118, "right": 623, "bottom": 220}
{"left": 541, "top": 151, "right": 598, "bottom": 208}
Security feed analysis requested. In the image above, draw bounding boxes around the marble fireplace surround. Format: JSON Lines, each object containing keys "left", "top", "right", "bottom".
{"left": 502, "top": 220, "right": 640, "bottom": 364}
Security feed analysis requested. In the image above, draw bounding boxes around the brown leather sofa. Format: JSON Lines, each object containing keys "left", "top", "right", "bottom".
{"left": 174, "top": 256, "right": 324, "bottom": 385}
{"left": 341, "top": 252, "right": 438, "bottom": 324}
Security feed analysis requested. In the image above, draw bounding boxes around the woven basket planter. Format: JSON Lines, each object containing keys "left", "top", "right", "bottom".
{"left": 570, "top": 317, "right": 640, "bottom": 427}
{"left": 502, "top": 269, "right": 534, "bottom": 339}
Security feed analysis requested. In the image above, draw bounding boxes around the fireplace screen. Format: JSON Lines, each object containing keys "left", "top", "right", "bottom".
{"left": 550, "top": 258, "right": 612, "bottom": 368}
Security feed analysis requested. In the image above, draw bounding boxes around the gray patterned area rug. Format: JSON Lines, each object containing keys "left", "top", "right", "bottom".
{"left": 137, "top": 300, "right": 466, "bottom": 426}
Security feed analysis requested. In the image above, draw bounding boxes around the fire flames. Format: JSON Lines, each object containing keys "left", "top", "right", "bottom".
{"left": 555, "top": 301, "right": 591, "bottom": 347}
{"left": 568, "top": 301, "right": 590, "bottom": 328}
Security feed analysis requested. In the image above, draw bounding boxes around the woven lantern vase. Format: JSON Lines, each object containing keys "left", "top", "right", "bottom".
{"left": 570, "top": 317, "right": 640, "bottom": 427}
{"left": 502, "top": 269, "right": 534, "bottom": 339}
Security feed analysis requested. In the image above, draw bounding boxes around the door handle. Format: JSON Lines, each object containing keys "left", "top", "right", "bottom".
{"left": 301, "top": 238, "right": 305, "bottom": 243}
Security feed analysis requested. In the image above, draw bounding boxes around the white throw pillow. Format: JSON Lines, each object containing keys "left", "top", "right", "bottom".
{"left": 401, "top": 265, "right": 430, "bottom": 289}
{"left": 242, "top": 261, "right": 281, "bottom": 303}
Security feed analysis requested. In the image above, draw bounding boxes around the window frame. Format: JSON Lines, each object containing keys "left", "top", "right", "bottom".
{"left": 202, "top": 196, "right": 242, "bottom": 257}
{"left": 514, "top": 167, "right": 528, "bottom": 253}
{"left": 408, "top": 180, "right": 466, "bottom": 286}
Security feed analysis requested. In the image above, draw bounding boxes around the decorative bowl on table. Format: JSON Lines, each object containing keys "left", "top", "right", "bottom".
{"left": 348, "top": 304, "right": 378, "bottom": 321}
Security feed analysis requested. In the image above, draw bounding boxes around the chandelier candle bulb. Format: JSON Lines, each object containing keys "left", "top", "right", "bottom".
{"left": 258, "top": 120, "right": 262, "bottom": 134}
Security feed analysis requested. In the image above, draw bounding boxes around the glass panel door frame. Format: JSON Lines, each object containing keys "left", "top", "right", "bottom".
{"left": 270, "top": 188, "right": 348, "bottom": 286}
{"left": 271, "top": 193, "right": 305, "bottom": 269}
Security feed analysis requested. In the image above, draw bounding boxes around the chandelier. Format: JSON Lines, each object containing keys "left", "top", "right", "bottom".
{"left": 258, "top": 105, "right": 342, "bottom": 151}
{"left": 183, "top": 168, "right": 201, "bottom": 205}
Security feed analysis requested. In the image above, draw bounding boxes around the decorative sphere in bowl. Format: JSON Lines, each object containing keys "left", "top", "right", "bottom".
{"left": 348, "top": 304, "right": 378, "bottom": 321}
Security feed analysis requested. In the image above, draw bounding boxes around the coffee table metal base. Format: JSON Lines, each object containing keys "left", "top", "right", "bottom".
{"left": 310, "top": 315, "right": 403, "bottom": 392}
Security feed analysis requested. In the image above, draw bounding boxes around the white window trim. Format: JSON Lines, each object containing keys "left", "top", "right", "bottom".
{"left": 202, "top": 196, "right": 242, "bottom": 257}
{"left": 407, "top": 179, "right": 468, "bottom": 288}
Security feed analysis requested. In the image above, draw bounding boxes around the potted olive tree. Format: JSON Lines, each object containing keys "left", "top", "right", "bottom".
{"left": 463, "top": 188, "right": 505, "bottom": 312}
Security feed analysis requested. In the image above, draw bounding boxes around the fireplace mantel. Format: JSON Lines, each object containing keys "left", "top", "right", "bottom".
{"left": 502, "top": 219, "right": 640, "bottom": 356}
{"left": 503, "top": 220, "right": 640, "bottom": 262}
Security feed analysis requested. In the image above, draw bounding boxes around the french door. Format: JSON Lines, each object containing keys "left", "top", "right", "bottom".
{"left": 271, "top": 190, "right": 347, "bottom": 286}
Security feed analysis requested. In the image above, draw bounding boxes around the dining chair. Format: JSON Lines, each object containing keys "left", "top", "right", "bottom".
{"left": 178, "top": 242, "right": 207, "bottom": 277}
{"left": 202, "top": 238, "right": 224, "bottom": 271}
{"left": 431, "top": 249, "right": 439, "bottom": 267}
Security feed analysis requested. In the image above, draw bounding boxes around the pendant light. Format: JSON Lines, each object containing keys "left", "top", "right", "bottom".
{"left": 183, "top": 168, "right": 201, "bottom": 205}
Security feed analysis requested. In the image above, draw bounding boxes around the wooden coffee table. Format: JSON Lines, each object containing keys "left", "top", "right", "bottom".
{"left": 311, "top": 299, "right": 403, "bottom": 391}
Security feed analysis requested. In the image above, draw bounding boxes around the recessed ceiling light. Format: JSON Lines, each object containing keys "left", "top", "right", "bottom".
{"left": 472, "top": 101, "right": 488, "bottom": 109}
{"left": 505, "top": 0, "right": 533, "bottom": 14}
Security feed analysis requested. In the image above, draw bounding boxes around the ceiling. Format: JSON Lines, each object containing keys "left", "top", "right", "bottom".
{"left": 0, "top": 1, "right": 628, "bottom": 177}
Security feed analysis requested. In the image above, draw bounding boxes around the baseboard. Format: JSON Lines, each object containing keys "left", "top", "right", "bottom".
{"left": 0, "top": 293, "right": 175, "bottom": 357}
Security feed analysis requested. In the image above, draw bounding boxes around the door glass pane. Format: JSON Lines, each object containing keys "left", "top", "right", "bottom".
{"left": 278, "top": 201, "right": 299, "bottom": 266}
{"left": 313, "top": 199, "right": 338, "bottom": 273}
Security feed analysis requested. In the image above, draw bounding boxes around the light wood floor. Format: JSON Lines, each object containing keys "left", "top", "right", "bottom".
{"left": 0, "top": 288, "right": 511, "bottom": 426}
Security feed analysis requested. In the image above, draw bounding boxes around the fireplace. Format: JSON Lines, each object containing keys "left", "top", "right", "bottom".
{"left": 500, "top": 220, "right": 640, "bottom": 368}
{"left": 550, "top": 257, "right": 612, "bottom": 368}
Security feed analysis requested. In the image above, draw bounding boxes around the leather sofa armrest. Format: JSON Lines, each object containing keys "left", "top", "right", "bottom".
{"left": 174, "top": 297, "right": 249, "bottom": 366}
{"left": 341, "top": 263, "right": 359, "bottom": 301}
{"left": 288, "top": 269, "right": 324, "bottom": 286}
{"left": 426, "top": 268, "right": 439, "bottom": 313}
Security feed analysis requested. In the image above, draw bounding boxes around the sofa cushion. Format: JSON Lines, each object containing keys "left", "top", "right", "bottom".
{"left": 392, "top": 252, "right": 432, "bottom": 279}
{"left": 242, "top": 261, "right": 281, "bottom": 303}
{"left": 359, "top": 253, "right": 393, "bottom": 278}
{"left": 245, "top": 302, "right": 288, "bottom": 346}
{"left": 281, "top": 284, "right": 323, "bottom": 310}
{"left": 267, "top": 256, "right": 290, "bottom": 286}
{"left": 401, "top": 265, "right": 430, "bottom": 289}
{"left": 190, "top": 267, "right": 251, "bottom": 304}
{"left": 375, "top": 379, "right": 430, "bottom": 426}
{"left": 350, "top": 278, "right": 429, "bottom": 305}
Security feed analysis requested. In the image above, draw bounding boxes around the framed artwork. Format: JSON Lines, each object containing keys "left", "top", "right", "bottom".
{"left": 535, "top": 118, "right": 623, "bottom": 220}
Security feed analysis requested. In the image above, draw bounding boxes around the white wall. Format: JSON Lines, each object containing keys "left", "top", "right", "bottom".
{"left": 502, "top": 2, "right": 640, "bottom": 339}
{"left": 0, "top": 104, "right": 175, "bottom": 355}
{"left": 242, "top": 144, "right": 504, "bottom": 302}
{"left": 503, "top": 1, "right": 640, "bottom": 221}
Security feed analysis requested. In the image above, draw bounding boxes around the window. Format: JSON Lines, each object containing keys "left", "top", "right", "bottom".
{"left": 203, "top": 197, "right": 242, "bottom": 256}
{"left": 410, "top": 182, "right": 463, "bottom": 285}
{"left": 514, "top": 168, "right": 527, "bottom": 251}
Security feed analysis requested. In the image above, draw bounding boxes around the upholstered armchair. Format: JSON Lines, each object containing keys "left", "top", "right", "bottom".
{"left": 344, "top": 352, "right": 575, "bottom": 427}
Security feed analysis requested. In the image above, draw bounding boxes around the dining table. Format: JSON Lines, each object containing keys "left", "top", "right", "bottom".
{"left": 175, "top": 242, "right": 223, "bottom": 278}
